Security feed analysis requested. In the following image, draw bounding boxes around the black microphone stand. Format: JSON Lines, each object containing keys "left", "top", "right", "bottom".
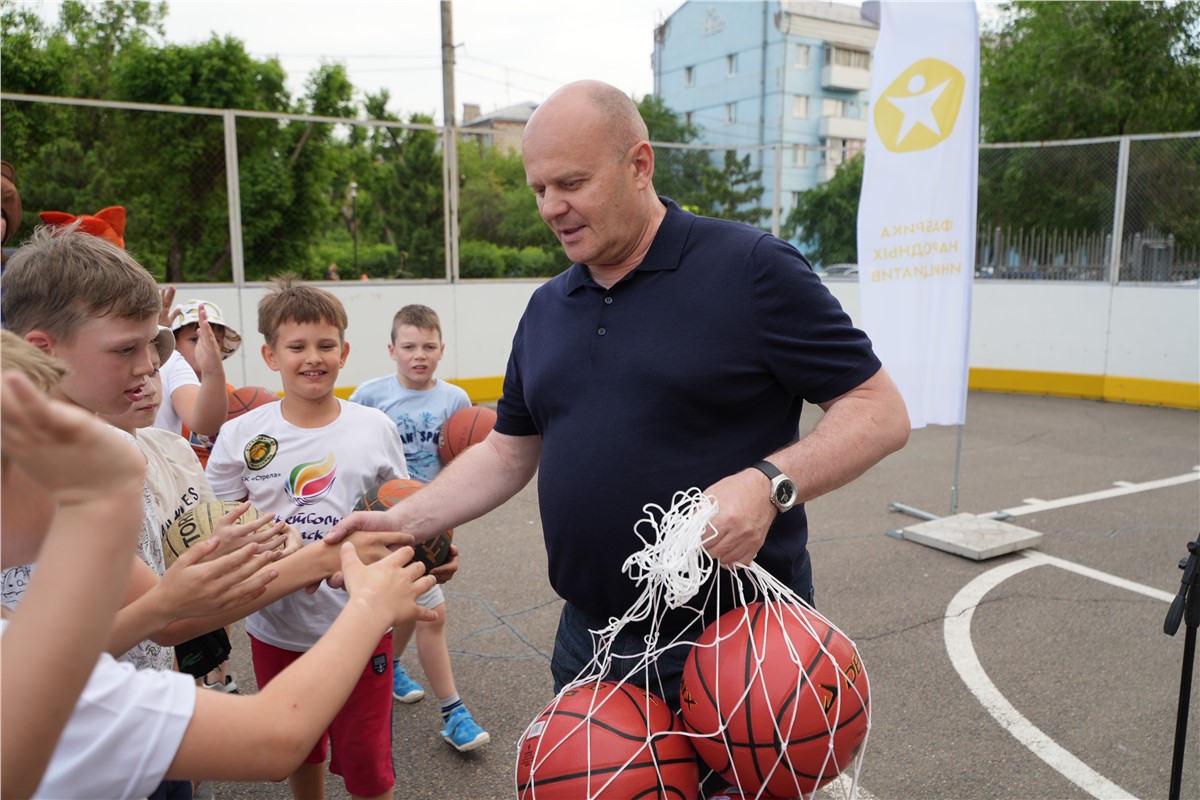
{"left": 1163, "top": 530, "right": 1200, "bottom": 800}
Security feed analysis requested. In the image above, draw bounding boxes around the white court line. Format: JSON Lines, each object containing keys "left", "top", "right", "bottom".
{"left": 989, "top": 467, "right": 1200, "bottom": 518}
{"left": 944, "top": 553, "right": 1148, "bottom": 799}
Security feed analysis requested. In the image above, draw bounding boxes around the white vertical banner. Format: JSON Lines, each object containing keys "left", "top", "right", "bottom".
{"left": 856, "top": 0, "right": 980, "bottom": 429}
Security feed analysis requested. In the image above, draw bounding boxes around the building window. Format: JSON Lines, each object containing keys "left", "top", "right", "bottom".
{"left": 793, "top": 147, "right": 807, "bottom": 167}
{"left": 684, "top": 66, "right": 695, "bottom": 87}
{"left": 824, "top": 45, "right": 871, "bottom": 70}
{"left": 825, "top": 137, "right": 865, "bottom": 166}
{"left": 792, "top": 95, "right": 808, "bottom": 119}
{"left": 685, "top": 111, "right": 694, "bottom": 127}
{"left": 725, "top": 102, "right": 737, "bottom": 124}
{"left": 795, "top": 44, "right": 810, "bottom": 69}
{"left": 822, "top": 98, "right": 846, "bottom": 118}
{"left": 726, "top": 53, "right": 737, "bottom": 76}
{"left": 792, "top": 191, "right": 802, "bottom": 207}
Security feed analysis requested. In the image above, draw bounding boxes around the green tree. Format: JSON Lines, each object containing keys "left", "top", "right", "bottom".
{"left": 782, "top": 155, "right": 863, "bottom": 268}
{"left": 697, "top": 150, "right": 768, "bottom": 226}
{"left": 982, "top": 1, "right": 1200, "bottom": 140}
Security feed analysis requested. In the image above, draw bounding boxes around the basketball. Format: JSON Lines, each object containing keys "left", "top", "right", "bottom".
{"left": 354, "top": 478, "right": 453, "bottom": 571}
{"left": 678, "top": 601, "right": 870, "bottom": 797}
{"left": 516, "top": 680, "right": 699, "bottom": 800}
{"left": 162, "top": 500, "right": 270, "bottom": 568}
{"left": 438, "top": 405, "right": 496, "bottom": 464}
{"left": 228, "top": 385, "right": 279, "bottom": 420}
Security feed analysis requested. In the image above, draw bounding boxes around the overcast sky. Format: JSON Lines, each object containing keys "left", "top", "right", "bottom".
{"left": 158, "top": 0, "right": 688, "bottom": 123}
{"left": 25, "top": 1, "right": 1007, "bottom": 124}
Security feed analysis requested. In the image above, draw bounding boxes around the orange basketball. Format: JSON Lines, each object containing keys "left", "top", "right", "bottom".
{"left": 228, "top": 386, "right": 279, "bottom": 420}
{"left": 438, "top": 405, "right": 496, "bottom": 464}
{"left": 516, "top": 681, "right": 699, "bottom": 800}
{"left": 679, "top": 601, "right": 870, "bottom": 797}
{"left": 353, "top": 478, "right": 453, "bottom": 571}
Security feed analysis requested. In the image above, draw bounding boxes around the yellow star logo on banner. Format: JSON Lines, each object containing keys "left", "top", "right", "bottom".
{"left": 874, "top": 58, "right": 966, "bottom": 153}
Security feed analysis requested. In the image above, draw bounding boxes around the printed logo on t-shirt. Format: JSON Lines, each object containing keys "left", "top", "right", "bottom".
{"left": 284, "top": 452, "right": 338, "bottom": 507}
{"left": 244, "top": 434, "right": 279, "bottom": 470}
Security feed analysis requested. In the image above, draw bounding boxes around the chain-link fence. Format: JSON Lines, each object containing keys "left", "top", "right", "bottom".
{"left": 2, "top": 93, "right": 1196, "bottom": 284}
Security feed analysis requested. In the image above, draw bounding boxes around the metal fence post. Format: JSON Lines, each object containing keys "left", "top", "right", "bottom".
{"left": 771, "top": 143, "right": 783, "bottom": 238}
{"left": 1108, "top": 135, "right": 1130, "bottom": 285}
{"left": 223, "top": 110, "right": 246, "bottom": 286}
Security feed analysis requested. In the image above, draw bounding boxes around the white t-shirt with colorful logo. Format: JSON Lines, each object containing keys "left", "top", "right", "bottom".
{"left": 205, "top": 399, "right": 408, "bottom": 651}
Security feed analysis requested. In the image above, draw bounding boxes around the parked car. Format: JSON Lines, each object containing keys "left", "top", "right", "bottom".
{"left": 818, "top": 263, "right": 859, "bottom": 278}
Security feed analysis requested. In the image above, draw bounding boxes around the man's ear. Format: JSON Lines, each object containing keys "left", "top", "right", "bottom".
{"left": 23, "top": 330, "right": 54, "bottom": 356}
{"left": 631, "top": 141, "right": 655, "bottom": 189}
{"left": 261, "top": 343, "right": 280, "bottom": 373}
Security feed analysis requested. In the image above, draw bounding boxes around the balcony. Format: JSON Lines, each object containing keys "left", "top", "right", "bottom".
{"left": 819, "top": 116, "right": 868, "bottom": 140}
{"left": 822, "top": 63, "right": 871, "bottom": 92}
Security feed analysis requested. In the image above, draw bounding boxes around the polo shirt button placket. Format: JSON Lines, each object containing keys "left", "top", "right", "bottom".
{"left": 598, "top": 293, "right": 612, "bottom": 336}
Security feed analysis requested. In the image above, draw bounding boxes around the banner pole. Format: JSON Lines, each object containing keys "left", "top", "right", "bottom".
{"left": 949, "top": 422, "right": 964, "bottom": 515}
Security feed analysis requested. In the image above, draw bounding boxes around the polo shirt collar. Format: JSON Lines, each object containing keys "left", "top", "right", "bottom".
{"left": 564, "top": 196, "right": 693, "bottom": 293}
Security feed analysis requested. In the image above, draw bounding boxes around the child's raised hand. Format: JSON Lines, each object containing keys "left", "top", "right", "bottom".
{"left": 193, "top": 304, "right": 225, "bottom": 378}
{"left": 209, "top": 501, "right": 290, "bottom": 559}
{"left": 0, "top": 371, "right": 144, "bottom": 508}
{"left": 159, "top": 285, "right": 177, "bottom": 327}
{"left": 315, "top": 528, "right": 417, "bottom": 592}
{"left": 277, "top": 523, "right": 304, "bottom": 556}
{"left": 159, "top": 537, "right": 281, "bottom": 618}
{"left": 429, "top": 544, "right": 460, "bottom": 585}
{"left": 338, "top": 542, "right": 437, "bottom": 627}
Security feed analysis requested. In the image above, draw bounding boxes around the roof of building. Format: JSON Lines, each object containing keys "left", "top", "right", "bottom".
{"left": 462, "top": 101, "right": 538, "bottom": 127}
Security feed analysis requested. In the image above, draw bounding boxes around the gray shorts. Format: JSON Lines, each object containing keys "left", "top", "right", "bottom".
{"left": 416, "top": 583, "right": 445, "bottom": 610}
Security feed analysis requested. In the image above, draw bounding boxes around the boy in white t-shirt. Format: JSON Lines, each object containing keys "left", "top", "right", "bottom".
{"left": 154, "top": 299, "right": 231, "bottom": 441}
{"left": 206, "top": 275, "right": 419, "bottom": 800}
{"left": 0, "top": 334, "right": 440, "bottom": 800}
{"left": 349, "top": 304, "right": 489, "bottom": 752}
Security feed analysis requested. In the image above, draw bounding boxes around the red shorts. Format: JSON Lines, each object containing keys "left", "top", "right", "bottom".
{"left": 249, "top": 631, "right": 395, "bottom": 797}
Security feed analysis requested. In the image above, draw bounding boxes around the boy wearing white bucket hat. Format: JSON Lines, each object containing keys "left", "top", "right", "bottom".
{"left": 153, "top": 300, "right": 237, "bottom": 444}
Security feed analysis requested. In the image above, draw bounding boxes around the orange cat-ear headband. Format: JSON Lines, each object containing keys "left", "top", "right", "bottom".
{"left": 39, "top": 206, "right": 127, "bottom": 249}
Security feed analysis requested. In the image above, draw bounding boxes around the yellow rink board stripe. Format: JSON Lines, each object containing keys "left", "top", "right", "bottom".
{"left": 331, "top": 371, "right": 1197, "bottom": 410}
{"left": 968, "top": 368, "right": 1199, "bottom": 410}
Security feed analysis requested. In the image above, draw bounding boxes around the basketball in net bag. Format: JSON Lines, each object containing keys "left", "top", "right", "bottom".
{"left": 516, "top": 680, "right": 699, "bottom": 800}
{"left": 678, "top": 601, "right": 870, "bottom": 797}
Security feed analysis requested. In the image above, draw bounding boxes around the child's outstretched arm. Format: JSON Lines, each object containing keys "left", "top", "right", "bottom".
{"left": 170, "top": 304, "right": 228, "bottom": 437}
{"left": 0, "top": 373, "right": 147, "bottom": 799}
{"left": 107, "top": 540, "right": 282, "bottom": 655}
{"left": 163, "top": 543, "right": 438, "bottom": 781}
{"left": 117, "top": 525, "right": 413, "bottom": 646}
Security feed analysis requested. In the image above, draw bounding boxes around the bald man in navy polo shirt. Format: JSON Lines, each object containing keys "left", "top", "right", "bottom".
{"left": 330, "top": 79, "right": 910, "bottom": 711}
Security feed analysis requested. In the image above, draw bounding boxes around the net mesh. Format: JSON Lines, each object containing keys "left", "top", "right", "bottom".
{"left": 515, "top": 489, "right": 871, "bottom": 800}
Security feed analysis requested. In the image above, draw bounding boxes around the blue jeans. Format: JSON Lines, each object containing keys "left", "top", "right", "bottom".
{"left": 550, "top": 551, "right": 813, "bottom": 711}
{"left": 148, "top": 780, "right": 193, "bottom": 800}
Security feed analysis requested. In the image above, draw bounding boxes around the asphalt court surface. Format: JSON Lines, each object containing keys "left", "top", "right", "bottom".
{"left": 214, "top": 392, "right": 1200, "bottom": 800}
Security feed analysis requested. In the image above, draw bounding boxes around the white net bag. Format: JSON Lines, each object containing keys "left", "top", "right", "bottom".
{"left": 515, "top": 489, "right": 871, "bottom": 800}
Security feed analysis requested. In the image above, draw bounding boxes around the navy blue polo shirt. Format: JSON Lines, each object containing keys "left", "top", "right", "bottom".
{"left": 495, "top": 198, "right": 881, "bottom": 622}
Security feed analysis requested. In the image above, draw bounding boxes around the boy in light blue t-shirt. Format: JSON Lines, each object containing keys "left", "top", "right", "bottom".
{"left": 349, "top": 304, "right": 489, "bottom": 752}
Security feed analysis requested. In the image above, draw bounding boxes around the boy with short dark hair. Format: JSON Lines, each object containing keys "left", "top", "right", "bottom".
{"left": 350, "top": 304, "right": 489, "bottom": 752}
{"left": 206, "top": 274, "right": 414, "bottom": 800}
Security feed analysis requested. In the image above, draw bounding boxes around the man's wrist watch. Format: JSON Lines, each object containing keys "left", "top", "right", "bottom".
{"left": 752, "top": 460, "right": 797, "bottom": 514}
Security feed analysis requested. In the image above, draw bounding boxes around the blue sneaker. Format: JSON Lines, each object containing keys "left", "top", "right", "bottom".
{"left": 441, "top": 706, "right": 490, "bottom": 752}
{"left": 392, "top": 663, "right": 425, "bottom": 704}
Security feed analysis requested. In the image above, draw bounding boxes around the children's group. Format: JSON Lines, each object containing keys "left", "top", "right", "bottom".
{"left": 0, "top": 176, "right": 492, "bottom": 800}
